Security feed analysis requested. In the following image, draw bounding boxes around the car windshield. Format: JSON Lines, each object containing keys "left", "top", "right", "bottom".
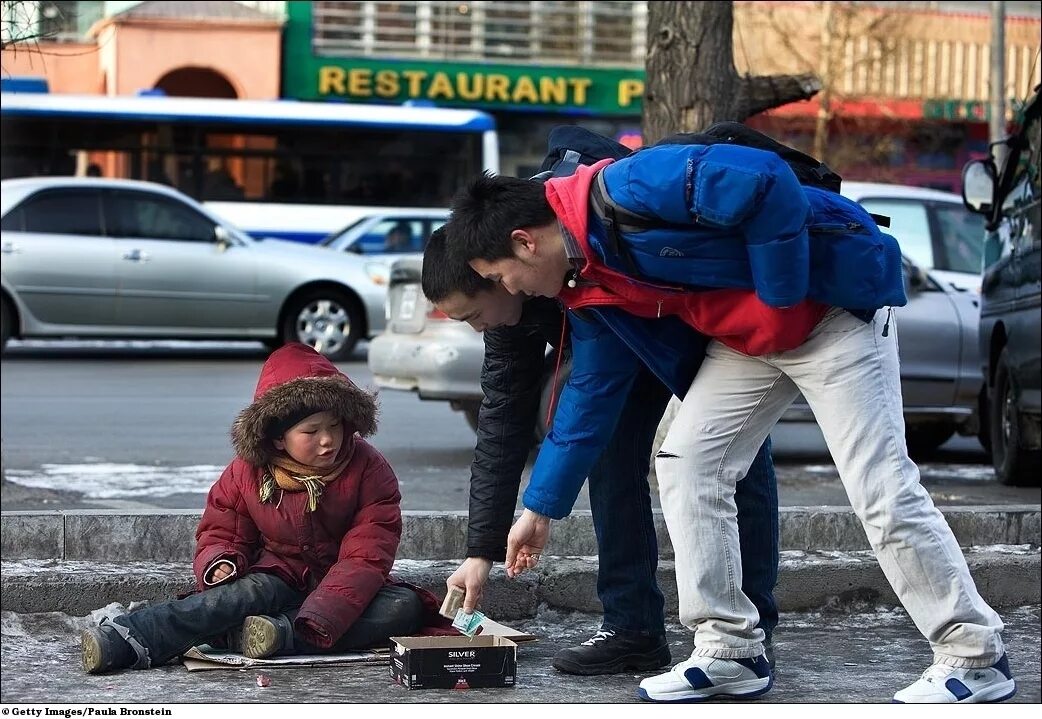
{"left": 933, "top": 204, "right": 985, "bottom": 274}
{"left": 318, "top": 217, "right": 368, "bottom": 247}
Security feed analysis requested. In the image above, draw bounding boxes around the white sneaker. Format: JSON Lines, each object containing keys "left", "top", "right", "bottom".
{"left": 893, "top": 654, "right": 1016, "bottom": 703}
{"left": 637, "top": 653, "right": 772, "bottom": 703}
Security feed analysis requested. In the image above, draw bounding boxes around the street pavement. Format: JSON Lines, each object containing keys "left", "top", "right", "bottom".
{"left": 3, "top": 341, "right": 1039, "bottom": 513}
{"left": 1, "top": 605, "right": 1039, "bottom": 705}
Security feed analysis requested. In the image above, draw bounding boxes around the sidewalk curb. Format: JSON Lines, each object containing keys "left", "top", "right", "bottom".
{"left": 3, "top": 505, "right": 1039, "bottom": 561}
{"left": 2, "top": 547, "right": 1037, "bottom": 616}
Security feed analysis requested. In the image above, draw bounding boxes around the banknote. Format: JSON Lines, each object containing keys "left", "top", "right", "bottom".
{"left": 440, "top": 586, "right": 466, "bottom": 619}
{"left": 452, "top": 608, "right": 486, "bottom": 637}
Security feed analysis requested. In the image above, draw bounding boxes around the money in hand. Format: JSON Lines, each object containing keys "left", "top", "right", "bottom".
{"left": 440, "top": 586, "right": 466, "bottom": 619}
{"left": 452, "top": 608, "right": 486, "bottom": 637}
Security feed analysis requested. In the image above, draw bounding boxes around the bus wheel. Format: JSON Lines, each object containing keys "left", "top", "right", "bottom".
{"left": 990, "top": 348, "right": 1041, "bottom": 486}
{"left": 280, "top": 290, "right": 363, "bottom": 362}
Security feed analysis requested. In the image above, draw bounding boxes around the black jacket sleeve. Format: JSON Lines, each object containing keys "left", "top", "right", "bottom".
{"left": 466, "top": 313, "right": 554, "bottom": 561}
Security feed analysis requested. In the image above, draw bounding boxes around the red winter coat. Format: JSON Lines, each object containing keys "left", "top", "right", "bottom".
{"left": 192, "top": 343, "right": 407, "bottom": 647}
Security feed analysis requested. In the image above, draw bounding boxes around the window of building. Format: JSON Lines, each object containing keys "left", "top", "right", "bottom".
{"left": 312, "top": 1, "right": 645, "bottom": 66}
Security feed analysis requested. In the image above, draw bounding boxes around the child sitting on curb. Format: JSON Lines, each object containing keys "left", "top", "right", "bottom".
{"left": 82, "top": 343, "right": 440, "bottom": 673}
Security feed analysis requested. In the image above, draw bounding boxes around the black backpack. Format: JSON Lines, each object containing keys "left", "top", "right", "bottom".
{"left": 532, "top": 123, "right": 887, "bottom": 274}
{"left": 536, "top": 121, "right": 842, "bottom": 192}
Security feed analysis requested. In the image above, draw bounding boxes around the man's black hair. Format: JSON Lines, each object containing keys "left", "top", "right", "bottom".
{"left": 447, "top": 171, "right": 556, "bottom": 263}
{"left": 421, "top": 226, "right": 495, "bottom": 302}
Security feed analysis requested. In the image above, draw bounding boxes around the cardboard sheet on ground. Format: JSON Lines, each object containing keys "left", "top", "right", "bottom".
{"left": 181, "top": 617, "right": 535, "bottom": 671}
{"left": 181, "top": 645, "right": 388, "bottom": 672}
{"left": 469, "top": 617, "right": 538, "bottom": 643}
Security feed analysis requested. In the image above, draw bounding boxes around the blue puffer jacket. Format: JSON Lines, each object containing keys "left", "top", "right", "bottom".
{"left": 522, "top": 308, "right": 707, "bottom": 519}
{"left": 577, "top": 144, "right": 907, "bottom": 310}
{"left": 521, "top": 144, "right": 908, "bottom": 519}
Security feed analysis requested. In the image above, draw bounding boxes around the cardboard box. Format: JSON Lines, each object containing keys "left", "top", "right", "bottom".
{"left": 390, "top": 635, "right": 517, "bottom": 690}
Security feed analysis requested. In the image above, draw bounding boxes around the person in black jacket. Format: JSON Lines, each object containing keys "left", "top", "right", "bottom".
{"left": 421, "top": 228, "right": 781, "bottom": 676}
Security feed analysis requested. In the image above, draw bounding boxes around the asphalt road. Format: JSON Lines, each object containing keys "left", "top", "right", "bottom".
{"left": 1, "top": 340, "right": 1039, "bottom": 512}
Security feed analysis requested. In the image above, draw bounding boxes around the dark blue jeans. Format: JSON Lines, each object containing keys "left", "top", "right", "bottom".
{"left": 110, "top": 573, "right": 423, "bottom": 668}
{"left": 589, "top": 366, "right": 779, "bottom": 641}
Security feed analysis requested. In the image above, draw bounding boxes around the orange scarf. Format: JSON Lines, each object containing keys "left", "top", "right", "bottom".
{"left": 259, "top": 439, "right": 353, "bottom": 512}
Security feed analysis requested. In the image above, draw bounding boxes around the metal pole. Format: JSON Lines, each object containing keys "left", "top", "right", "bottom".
{"left": 990, "top": 1, "right": 1007, "bottom": 167}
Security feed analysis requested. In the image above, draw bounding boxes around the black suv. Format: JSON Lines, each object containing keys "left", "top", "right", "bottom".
{"left": 962, "top": 86, "right": 1041, "bottom": 486}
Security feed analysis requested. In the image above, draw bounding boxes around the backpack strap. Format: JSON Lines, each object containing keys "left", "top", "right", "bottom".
{"left": 588, "top": 171, "right": 648, "bottom": 275}
{"left": 553, "top": 149, "right": 582, "bottom": 179}
{"left": 528, "top": 149, "right": 584, "bottom": 183}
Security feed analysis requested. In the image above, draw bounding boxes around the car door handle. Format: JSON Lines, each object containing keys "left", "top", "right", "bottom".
{"left": 1, "top": 242, "right": 22, "bottom": 254}
{"left": 122, "top": 249, "right": 151, "bottom": 262}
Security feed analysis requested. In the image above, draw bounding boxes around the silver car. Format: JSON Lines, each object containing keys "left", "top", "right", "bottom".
{"left": 368, "top": 183, "right": 985, "bottom": 456}
{"left": 0, "top": 177, "right": 404, "bottom": 360}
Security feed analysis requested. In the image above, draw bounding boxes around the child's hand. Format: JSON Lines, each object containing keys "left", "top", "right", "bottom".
{"left": 206, "top": 559, "right": 237, "bottom": 585}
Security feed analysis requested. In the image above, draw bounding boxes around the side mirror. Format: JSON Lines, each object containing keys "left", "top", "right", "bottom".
{"left": 214, "top": 225, "right": 232, "bottom": 251}
{"left": 961, "top": 160, "right": 995, "bottom": 215}
{"left": 905, "top": 264, "right": 928, "bottom": 294}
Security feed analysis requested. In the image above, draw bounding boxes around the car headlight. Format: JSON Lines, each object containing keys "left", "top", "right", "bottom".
{"left": 365, "top": 262, "right": 390, "bottom": 286}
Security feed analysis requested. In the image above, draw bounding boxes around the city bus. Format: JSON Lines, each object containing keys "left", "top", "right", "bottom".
{"left": 0, "top": 91, "right": 498, "bottom": 243}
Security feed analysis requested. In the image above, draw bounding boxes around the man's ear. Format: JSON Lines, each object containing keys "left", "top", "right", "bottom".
{"left": 510, "top": 228, "right": 537, "bottom": 257}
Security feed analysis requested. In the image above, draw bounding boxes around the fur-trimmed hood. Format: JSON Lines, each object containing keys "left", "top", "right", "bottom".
{"left": 232, "top": 343, "right": 378, "bottom": 466}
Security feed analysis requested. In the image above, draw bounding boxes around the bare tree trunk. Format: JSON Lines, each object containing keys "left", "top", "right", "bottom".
{"left": 813, "top": 2, "right": 835, "bottom": 162}
{"left": 643, "top": 1, "right": 822, "bottom": 144}
{"left": 644, "top": 1, "right": 823, "bottom": 480}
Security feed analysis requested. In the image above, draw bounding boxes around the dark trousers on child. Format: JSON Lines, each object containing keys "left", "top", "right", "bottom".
{"left": 109, "top": 573, "right": 424, "bottom": 668}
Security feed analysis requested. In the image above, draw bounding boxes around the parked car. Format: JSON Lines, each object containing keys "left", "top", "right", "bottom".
{"left": 319, "top": 209, "right": 449, "bottom": 257}
{"left": 843, "top": 182, "right": 986, "bottom": 294}
{"left": 962, "top": 86, "right": 1041, "bottom": 486}
{"left": 0, "top": 177, "right": 401, "bottom": 360}
{"left": 370, "top": 262, "right": 981, "bottom": 457}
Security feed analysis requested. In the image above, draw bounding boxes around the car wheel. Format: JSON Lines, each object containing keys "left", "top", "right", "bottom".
{"left": 976, "top": 384, "right": 992, "bottom": 455}
{"left": 0, "top": 295, "right": 14, "bottom": 351}
{"left": 904, "top": 423, "right": 956, "bottom": 459}
{"left": 280, "top": 290, "right": 363, "bottom": 362}
{"left": 989, "top": 348, "right": 1041, "bottom": 486}
{"left": 461, "top": 401, "right": 481, "bottom": 433}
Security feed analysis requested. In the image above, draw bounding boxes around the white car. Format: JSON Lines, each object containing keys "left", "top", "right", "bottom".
{"left": 318, "top": 209, "right": 450, "bottom": 257}
{"left": 369, "top": 182, "right": 986, "bottom": 456}
{"left": 843, "top": 182, "right": 984, "bottom": 293}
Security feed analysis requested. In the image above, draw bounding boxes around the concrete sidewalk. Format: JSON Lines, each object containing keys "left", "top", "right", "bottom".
{"left": 1, "top": 606, "right": 1039, "bottom": 704}
{"left": 2, "top": 505, "right": 1039, "bottom": 705}
{"left": 2, "top": 506, "right": 1039, "bottom": 615}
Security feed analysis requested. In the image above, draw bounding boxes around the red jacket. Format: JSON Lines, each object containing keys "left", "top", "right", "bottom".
{"left": 192, "top": 343, "right": 428, "bottom": 647}
{"left": 550, "top": 161, "right": 828, "bottom": 356}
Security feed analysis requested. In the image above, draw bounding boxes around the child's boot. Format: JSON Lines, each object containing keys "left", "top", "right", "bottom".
{"left": 81, "top": 624, "right": 137, "bottom": 674}
{"left": 242, "top": 614, "right": 294, "bottom": 659}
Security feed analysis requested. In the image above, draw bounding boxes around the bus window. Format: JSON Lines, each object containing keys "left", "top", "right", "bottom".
{"left": 1, "top": 93, "right": 497, "bottom": 244}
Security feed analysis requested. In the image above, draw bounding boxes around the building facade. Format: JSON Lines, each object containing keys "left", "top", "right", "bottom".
{"left": 1, "top": 1, "right": 283, "bottom": 100}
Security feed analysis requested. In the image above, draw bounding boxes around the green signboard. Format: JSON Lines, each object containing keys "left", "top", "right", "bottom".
{"left": 282, "top": 2, "right": 645, "bottom": 116}
{"left": 923, "top": 99, "right": 991, "bottom": 121}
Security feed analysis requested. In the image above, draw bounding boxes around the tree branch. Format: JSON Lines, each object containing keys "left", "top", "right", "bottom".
{"left": 734, "top": 73, "right": 822, "bottom": 120}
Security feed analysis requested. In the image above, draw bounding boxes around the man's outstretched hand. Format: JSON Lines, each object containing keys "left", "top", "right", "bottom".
{"left": 446, "top": 557, "right": 492, "bottom": 614}
{"left": 505, "top": 509, "right": 551, "bottom": 578}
